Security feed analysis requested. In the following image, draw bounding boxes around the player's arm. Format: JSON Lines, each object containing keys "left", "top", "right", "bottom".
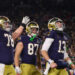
{"left": 41, "top": 38, "right": 57, "bottom": 68}
{"left": 12, "top": 26, "right": 24, "bottom": 40}
{"left": 14, "top": 42, "right": 24, "bottom": 74}
{"left": 12, "top": 16, "right": 30, "bottom": 40}
{"left": 64, "top": 49, "right": 75, "bottom": 69}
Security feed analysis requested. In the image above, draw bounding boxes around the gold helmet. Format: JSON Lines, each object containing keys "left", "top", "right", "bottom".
{"left": 0, "top": 16, "right": 12, "bottom": 32}
{"left": 26, "top": 21, "right": 39, "bottom": 36}
{"left": 48, "top": 17, "right": 65, "bottom": 31}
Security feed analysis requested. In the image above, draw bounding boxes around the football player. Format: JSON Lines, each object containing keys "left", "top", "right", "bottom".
{"left": 0, "top": 16, "right": 30, "bottom": 75}
{"left": 41, "top": 17, "right": 75, "bottom": 75}
{"left": 14, "top": 21, "right": 42, "bottom": 75}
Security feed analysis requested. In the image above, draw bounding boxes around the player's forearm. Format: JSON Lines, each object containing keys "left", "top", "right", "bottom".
{"left": 41, "top": 50, "right": 50, "bottom": 61}
{"left": 65, "top": 57, "right": 73, "bottom": 65}
{"left": 12, "top": 26, "right": 24, "bottom": 40}
{"left": 14, "top": 42, "right": 23, "bottom": 67}
{"left": 41, "top": 50, "right": 54, "bottom": 64}
{"left": 64, "top": 57, "right": 70, "bottom": 61}
{"left": 14, "top": 56, "right": 20, "bottom": 67}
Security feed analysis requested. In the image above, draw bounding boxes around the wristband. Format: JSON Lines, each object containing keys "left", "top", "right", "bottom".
{"left": 20, "top": 23, "right": 26, "bottom": 29}
{"left": 47, "top": 59, "right": 54, "bottom": 64}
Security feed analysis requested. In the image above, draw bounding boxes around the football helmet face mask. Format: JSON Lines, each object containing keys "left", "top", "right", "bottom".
{"left": 0, "top": 16, "right": 12, "bottom": 32}
{"left": 26, "top": 21, "right": 39, "bottom": 36}
{"left": 48, "top": 17, "right": 65, "bottom": 31}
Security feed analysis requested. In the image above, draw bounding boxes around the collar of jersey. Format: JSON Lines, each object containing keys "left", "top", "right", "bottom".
{"left": 28, "top": 34, "right": 32, "bottom": 37}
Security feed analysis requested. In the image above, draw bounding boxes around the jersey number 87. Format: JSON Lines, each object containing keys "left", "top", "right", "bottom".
{"left": 28, "top": 43, "right": 39, "bottom": 55}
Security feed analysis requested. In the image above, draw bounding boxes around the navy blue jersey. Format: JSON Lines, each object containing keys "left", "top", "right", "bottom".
{"left": 19, "top": 35, "right": 41, "bottom": 65}
{"left": 0, "top": 28, "right": 14, "bottom": 65}
{"left": 47, "top": 30, "right": 67, "bottom": 62}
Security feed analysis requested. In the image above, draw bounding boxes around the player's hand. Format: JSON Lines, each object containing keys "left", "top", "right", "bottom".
{"left": 50, "top": 62, "right": 57, "bottom": 68}
{"left": 22, "top": 16, "right": 30, "bottom": 25}
{"left": 15, "top": 66, "right": 21, "bottom": 74}
{"left": 70, "top": 64, "right": 75, "bottom": 69}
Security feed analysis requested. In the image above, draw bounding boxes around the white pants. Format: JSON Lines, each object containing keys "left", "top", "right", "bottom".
{"left": 0, "top": 63, "right": 5, "bottom": 75}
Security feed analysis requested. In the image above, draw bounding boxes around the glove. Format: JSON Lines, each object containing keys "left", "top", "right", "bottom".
{"left": 22, "top": 16, "right": 30, "bottom": 25}
{"left": 15, "top": 66, "right": 21, "bottom": 74}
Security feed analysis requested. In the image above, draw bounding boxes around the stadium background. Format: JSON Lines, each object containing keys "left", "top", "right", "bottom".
{"left": 0, "top": 0, "right": 75, "bottom": 73}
